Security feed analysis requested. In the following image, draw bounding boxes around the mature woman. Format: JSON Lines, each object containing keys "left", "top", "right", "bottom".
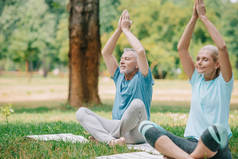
{"left": 139, "top": 0, "right": 233, "bottom": 158}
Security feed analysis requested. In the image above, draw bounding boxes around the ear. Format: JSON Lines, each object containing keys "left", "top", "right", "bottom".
{"left": 215, "top": 62, "right": 220, "bottom": 69}
{"left": 135, "top": 63, "right": 139, "bottom": 69}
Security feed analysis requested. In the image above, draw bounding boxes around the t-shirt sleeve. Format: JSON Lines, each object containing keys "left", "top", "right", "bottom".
{"left": 189, "top": 69, "right": 199, "bottom": 86}
{"left": 138, "top": 68, "right": 154, "bottom": 86}
{"left": 112, "top": 67, "right": 120, "bottom": 84}
{"left": 218, "top": 73, "right": 234, "bottom": 87}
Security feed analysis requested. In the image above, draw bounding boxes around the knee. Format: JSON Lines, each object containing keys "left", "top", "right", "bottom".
{"left": 201, "top": 125, "right": 228, "bottom": 152}
{"left": 75, "top": 107, "right": 88, "bottom": 123}
{"left": 130, "top": 99, "right": 145, "bottom": 110}
{"left": 139, "top": 120, "right": 154, "bottom": 136}
{"left": 138, "top": 120, "right": 166, "bottom": 137}
{"left": 138, "top": 120, "right": 166, "bottom": 148}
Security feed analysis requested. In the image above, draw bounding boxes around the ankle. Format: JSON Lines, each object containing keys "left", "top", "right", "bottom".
{"left": 109, "top": 137, "right": 126, "bottom": 146}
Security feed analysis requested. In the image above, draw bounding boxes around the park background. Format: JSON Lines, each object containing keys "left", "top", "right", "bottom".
{"left": 0, "top": 0, "right": 238, "bottom": 158}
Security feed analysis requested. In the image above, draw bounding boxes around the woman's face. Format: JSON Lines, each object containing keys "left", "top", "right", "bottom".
{"left": 195, "top": 49, "right": 219, "bottom": 75}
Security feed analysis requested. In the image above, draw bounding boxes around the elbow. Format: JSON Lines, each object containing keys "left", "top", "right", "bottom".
{"left": 136, "top": 48, "right": 145, "bottom": 55}
{"left": 101, "top": 48, "right": 105, "bottom": 55}
{"left": 177, "top": 47, "right": 186, "bottom": 55}
{"left": 218, "top": 44, "right": 227, "bottom": 52}
{"left": 177, "top": 45, "right": 184, "bottom": 53}
{"left": 177, "top": 43, "right": 187, "bottom": 53}
{"left": 177, "top": 41, "right": 189, "bottom": 53}
{"left": 101, "top": 49, "right": 107, "bottom": 57}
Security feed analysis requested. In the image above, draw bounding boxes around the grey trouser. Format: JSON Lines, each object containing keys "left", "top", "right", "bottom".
{"left": 76, "top": 99, "right": 147, "bottom": 144}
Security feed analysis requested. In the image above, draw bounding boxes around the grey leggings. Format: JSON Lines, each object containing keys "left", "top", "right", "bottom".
{"left": 76, "top": 99, "right": 147, "bottom": 144}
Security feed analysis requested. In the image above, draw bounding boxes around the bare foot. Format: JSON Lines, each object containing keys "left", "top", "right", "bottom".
{"left": 88, "top": 136, "right": 98, "bottom": 144}
{"left": 109, "top": 137, "right": 126, "bottom": 146}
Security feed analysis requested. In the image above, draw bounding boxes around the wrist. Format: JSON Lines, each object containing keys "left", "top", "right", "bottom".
{"left": 116, "top": 28, "right": 122, "bottom": 33}
{"left": 191, "top": 16, "right": 198, "bottom": 21}
{"left": 199, "top": 15, "right": 208, "bottom": 21}
{"left": 122, "top": 29, "right": 130, "bottom": 33}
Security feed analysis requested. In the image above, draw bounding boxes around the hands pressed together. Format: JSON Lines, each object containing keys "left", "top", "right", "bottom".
{"left": 118, "top": 10, "right": 132, "bottom": 33}
{"left": 193, "top": 0, "right": 206, "bottom": 19}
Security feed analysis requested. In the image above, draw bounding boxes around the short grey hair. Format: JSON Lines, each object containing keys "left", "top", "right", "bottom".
{"left": 123, "top": 48, "right": 137, "bottom": 58}
{"left": 123, "top": 48, "right": 136, "bottom": 53}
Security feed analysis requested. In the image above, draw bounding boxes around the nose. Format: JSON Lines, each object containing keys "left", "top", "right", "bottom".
{"left": 197, "top": 59, "right": 202, "bottom": 65}
{"left": 120, "top": 59, "right": 125, "bottom": 65}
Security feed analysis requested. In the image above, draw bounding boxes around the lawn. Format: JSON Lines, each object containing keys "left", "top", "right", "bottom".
{"left": 0, "top": 73, "right": 238, "bottom": 158}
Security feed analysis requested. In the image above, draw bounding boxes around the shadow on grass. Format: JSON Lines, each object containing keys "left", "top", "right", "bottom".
{"left": 12, "top": 103, "right": 190, "bottom": 114}
{"left": 11, "top": 99, "right": 238, "bottom": 114}
{"left": 12, "top": 103, "right": 112, "bottom": 114}
{"left": 14, "top": 107, "right": 57, "bottom": 113}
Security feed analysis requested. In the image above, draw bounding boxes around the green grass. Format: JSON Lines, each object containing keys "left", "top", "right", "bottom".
{"left": 0, "top": 122, "right": 135, "bottom": 159}
{"left": 0, "top": 103, "right": 238, "bottom": 158}
{"left": 0, "top": 74, "right": 238, "bottom": 158}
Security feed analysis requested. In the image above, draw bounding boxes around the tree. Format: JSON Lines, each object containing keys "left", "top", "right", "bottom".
{"left": 68, "top": 0, "right": 101, "bottom": 107}
{"left": 0, "top": 0, "right": 59, "bottom": 74}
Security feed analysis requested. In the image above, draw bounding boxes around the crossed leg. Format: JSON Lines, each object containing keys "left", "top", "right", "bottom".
{"left": 139, "top": 121, "right": 231, "bottom": 159}
{"left": 76, "top": 98, "right": 147, "bottom": 145}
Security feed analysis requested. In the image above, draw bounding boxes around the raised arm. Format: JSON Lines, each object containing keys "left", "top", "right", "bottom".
{"left": 197, "top": 0, "right": 232, "bottom": 82}
{"left": 102, "top": 11, "right": 126, "bottom": 77}
{"left": 121, "top": 10, "right": 149, "bottom": 76}
{"left": 177, "top": 0, "right": 198, "bottom": 79}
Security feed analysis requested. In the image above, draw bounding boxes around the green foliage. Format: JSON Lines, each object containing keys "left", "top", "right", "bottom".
{"left": 0, "top": 104, "right": 14, "bottom": 123}
{"left": 222, "top": 2, "right": 238, "bottom": 78}
{"left": 100, "top": 0, "right": 120, "bottom": 34}
{"left": 0, "top": 0, "right": 238, "bottom": 79}
{"left": 100, "top": 0, "right": 238, "bottom": 79}
{"left": 0, "top": 0, "right": 68, "bottom": 73}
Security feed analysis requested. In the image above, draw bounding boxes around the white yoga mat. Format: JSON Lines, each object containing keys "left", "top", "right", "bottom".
{"left": 26, "top": 133, "right": 88, "bottom": 143}
{"left": 127, "top": 143, "right": 162, "bottom": 155}
{"left": 96, "top": 151, "right": 164, "bottom": 159}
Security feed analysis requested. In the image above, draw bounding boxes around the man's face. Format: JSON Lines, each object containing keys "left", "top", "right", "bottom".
{"left": 119, "top": 51, "right": 138, "bottom": 74}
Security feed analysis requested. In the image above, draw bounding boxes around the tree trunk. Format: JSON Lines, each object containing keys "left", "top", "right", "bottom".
{"left": 68, "top": 0, "right": 101, "bottom": 107}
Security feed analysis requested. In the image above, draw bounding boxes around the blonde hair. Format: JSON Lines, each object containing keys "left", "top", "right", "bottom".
{"left": 200, "top": 45, "right": 219, "bottom": 62}
{"left": 200, "top": 45, "right": 220, "bottom": 76}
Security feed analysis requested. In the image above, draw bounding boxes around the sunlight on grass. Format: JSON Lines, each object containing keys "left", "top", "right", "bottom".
{"left": 0, "top": 75, "right": 238, "bottom": 158}
{"left": 0, "top": 76, "right": 238, "bottom": 104}
{"left": 1, "top": 106, "right": 238, "bottom": 128}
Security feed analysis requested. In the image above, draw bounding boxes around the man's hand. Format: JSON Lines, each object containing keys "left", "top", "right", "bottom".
{"left": 192, "top": 0, "right": 198, "bottom": 19}
{"left": 121, "top": 10, "right": 132, "bottom": 32}
{"left": 117, "top": 10, "right": 127, "bottom": 32}
{"left": 196, "top": 0, "right": 206, "bottom": 18}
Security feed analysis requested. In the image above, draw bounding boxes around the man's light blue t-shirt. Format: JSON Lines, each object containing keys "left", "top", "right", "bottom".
{"left": 184, "top": 69, "right": 234, "bottom": 140}
{"left": 112, "top": 67, "right": 154, "bottom": 120}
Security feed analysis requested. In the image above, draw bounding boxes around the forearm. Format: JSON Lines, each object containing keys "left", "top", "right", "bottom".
{"left": 102, "top": 29, "right": 121, "bottom": 56}
{"left": 177, "top": 16, "right": 197, "bottom": 51}
{"left": 200, "top": 16, "right": 226, "bottom": 50}
{"left": 123, "top": 30, "right": 145, "bottom": 53}
{"left": 123, "top": 29, "right": 149, "bottom": 76}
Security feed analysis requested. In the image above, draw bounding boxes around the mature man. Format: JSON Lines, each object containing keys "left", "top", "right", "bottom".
{"left": 76, "top": 10, "right": 153, "bottom": 146}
